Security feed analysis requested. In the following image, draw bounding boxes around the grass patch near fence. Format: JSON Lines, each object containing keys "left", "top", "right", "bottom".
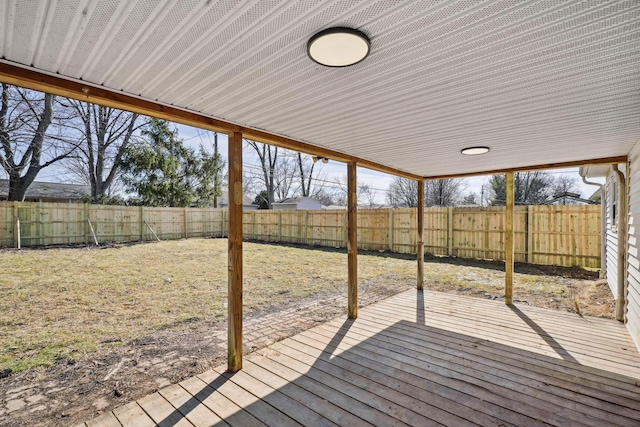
{"left": 0, "top": 238, "right": 607, "bottom": 374}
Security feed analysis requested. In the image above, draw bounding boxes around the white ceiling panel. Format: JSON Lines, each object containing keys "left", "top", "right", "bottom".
{"left": 1, "top": 0, "right": 638, "bottom": 177}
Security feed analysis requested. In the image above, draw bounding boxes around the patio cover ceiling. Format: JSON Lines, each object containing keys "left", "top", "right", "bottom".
{"left": 0, "top": 0, "right": 638, "bottom": 179}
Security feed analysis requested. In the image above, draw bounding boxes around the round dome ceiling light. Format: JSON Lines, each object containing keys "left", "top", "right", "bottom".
{"left": 461, "top": 146, "right": 490, "bottom": 155}
{"left": 307, "top": 27, "right": 370, "bottom": 67}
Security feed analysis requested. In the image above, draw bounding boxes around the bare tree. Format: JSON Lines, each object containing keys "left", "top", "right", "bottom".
{"left": 359, "top": 183, "right": 378, "bottom": 207}
{"left": 548, "top": 175, "right": 582, "bottom": 205}
{"left": 386, "top": 177, "right": 465, "bottom": 207}
{"left": 63, "top": 100, "right": 143, "bottom": 199}
{"left": 245, "top": 139, "right": 278, "bottom": 208}
{"left": 313, "top": 188, "right": 336, "bottom": 206}
{"left": 244, "top": 142, "right": 327, "bottom": 206}
{"left": 386, "top": 176, "right": 418, "bottom": 207}
{"left": 552, "top": 175, "right": 579, "bottom": 196}
{"left": 425, "top": 178, "right": 466, "bottom": 206}
{"left": 296, "top": 153, "right": 327, "bottom": 197}
{"left": 333, "top": 175, "right": 380, "bottom": 206}
{"left": 274, "top": 154, "right": 296, "bottom": 201}
{"left": 0, "top": 84, "right": 79, "bottom": 201}
{"left": 207, "top": 132, "right": 226, "bottom": 208}
{"left": 462, "top": 192, "right": 479, "bottom": 205}
{"left": 489, "top": 171, "right": 554, "bottom": 205}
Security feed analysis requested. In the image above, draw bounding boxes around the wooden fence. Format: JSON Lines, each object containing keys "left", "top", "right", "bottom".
{"left": 0, "top": 202, "right": 601, "bottom": 268}
{"left": 0, "top": 202, "right": 226, "bottom": 247}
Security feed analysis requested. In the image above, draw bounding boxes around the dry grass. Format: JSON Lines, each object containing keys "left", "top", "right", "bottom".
{"left": 0, "top": 238, "right": 609, "bottom": 374}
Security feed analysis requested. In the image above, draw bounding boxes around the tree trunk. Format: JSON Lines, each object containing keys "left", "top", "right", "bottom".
{"left": 5, "top": 92, "right": 54, "bottom": 201}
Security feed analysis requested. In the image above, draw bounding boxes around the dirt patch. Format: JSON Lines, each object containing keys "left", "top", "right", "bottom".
{"left": 0, "top": 280, "right": 407, "bottom": 427}
{"left": 0, "top": 239, "right": 613, "bottom": 426}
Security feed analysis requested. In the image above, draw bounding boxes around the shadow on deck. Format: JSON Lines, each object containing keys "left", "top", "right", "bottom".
{"left": 78, "top": 290, "right": 640, "bottom": 427}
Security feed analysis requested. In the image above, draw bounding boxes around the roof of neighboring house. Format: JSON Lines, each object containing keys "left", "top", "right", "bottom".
{"left": 542, "top": 191, "right": 598, "bottom": 205}
{"left": 273, "top": 197, "right": 322, "bottom": 205}
{"left": 589, "top": 188, "right": 602, "bottom": 202}
{"left": 220, "top": 191, "right": 254, "bottom": 206}
{"left": 0, "top": 179, "right": 91, "bottom": 200}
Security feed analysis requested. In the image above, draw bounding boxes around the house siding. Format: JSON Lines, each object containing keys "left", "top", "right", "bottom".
{"left": 272, "top": 198, "right": 323, "bottom": 210}
{"left": 272, "top": 204, "right": 296, "bottom": 210}
{"left": 626, "top": 140, "right": 640, "bottom": 349}
{"left": 297, "top": 199, "right": 322, "bottom": 210}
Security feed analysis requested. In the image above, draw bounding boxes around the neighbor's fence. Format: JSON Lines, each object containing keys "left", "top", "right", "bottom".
{"left": 0, "top": 202, "right": 227, "bottom": 247}
{"left": 0, "top": 202, "right": 600, "bottom": 268}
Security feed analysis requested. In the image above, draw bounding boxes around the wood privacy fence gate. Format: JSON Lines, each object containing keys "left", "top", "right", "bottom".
{"left": 0, "top": 202, "right": 601, "bottom": 268}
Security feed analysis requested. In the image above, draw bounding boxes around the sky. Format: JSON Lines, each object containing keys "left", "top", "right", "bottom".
{"left": 177, "top": 124, "right": 605, "bottom": 204}
{"left": 2, "top": 121, "right": 604, "bottom": 203}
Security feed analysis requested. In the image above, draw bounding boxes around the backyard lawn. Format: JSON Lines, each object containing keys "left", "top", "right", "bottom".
{"left": 0, "top": 238, "right": 610, "bottom": 375}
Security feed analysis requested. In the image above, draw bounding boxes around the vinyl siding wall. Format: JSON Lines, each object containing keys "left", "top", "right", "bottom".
{"left": 626, "top": 141, "right": 640, "bottom": 349}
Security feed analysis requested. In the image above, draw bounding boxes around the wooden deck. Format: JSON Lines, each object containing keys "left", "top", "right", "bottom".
{"left": 77, "top": 290, "right": 640, "bottom": 427}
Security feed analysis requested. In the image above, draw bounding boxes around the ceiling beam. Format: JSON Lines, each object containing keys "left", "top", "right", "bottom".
{"left": 0, "top": 62, "right": 422, "bottom": 180}
{"left": 423, "top": 156, "right": 628, "bottom": 180}
{"left": 0, "top": 63, "right": 238, "bottom": 134}
{"left": 241, "top": 128, "right": 422, "bottom": 180}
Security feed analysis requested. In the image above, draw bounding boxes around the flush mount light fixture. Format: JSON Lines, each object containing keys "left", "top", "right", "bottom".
{"left": 307, "top": 27, "right": 370, "bottom": 67}
{"left": 461, "top": 146, "right": 490, "bottom": 155}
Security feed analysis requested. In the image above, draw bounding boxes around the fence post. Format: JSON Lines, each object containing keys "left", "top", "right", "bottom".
{"left": 388, "top": 209, "right": 394, "bottom": 252}
{"left": 184, "top": 207, "right": 188, "bottom": 239}
{"left": 140, "top": 205, "right": 144, "bottom": 241}
{"left": 222, "top": 209, "right": 226, "bottom": 238}
{"left": 447, "top": 206, "right": 454, "bottom": 256}
{"left": 84, "top": 204, "right": 89, "bottom": 244}
{"left": 39, "top": 200, "right": 46, "bottom": 246}
{"left": 66, "top": 200, "right": 72, "bottom": 244}
{"left": 278, "top": 210, "right": 283, "bottom": 242}
{"left": 15, "top": 217, "right": 20, "bottom": 249}
{"left": 304, "top": 210, "right": 309, "bottom": 245}
{"left": 343, "top": 210, "right": 348, "bottom": 247}
{"left": 527, "top": 205, "right": 533, "bottom": 263}
{"left": 12, "top": 202, "right": 19, "bottom": 248}
{"left": 251, "top": 211, "right": 256, "bottom": 240}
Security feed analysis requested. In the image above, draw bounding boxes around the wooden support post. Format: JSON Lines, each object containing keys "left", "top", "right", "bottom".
{"left": 447, "top": 206, "right": 454, "bottom": 256}
{"left": 417, "top": 180, "right": 425, "bottom": 290}
{"left": 227, "top": 131, "right": 243, "bottom": 372}
{"left": 505, "top": 172, "right": 515, "bottom": 305}
{"left": 347, "top": 161, "right": 358, "bottom": 319}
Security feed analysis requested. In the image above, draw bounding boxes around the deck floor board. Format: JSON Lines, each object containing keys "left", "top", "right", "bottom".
{"left": 304, "top": 320, "right": 637, "bottom": 427}
{"left": 331, "top": 316, "right": 640, "bottom": 411}
{"left": 81, "top": 290, "right": 640, "bottom": 427}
